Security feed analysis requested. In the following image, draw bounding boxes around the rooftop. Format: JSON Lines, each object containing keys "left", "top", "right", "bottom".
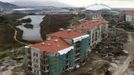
{"left": 48, "top": 29, "right": 83, "bottom": 39}
{"left": 31, "top": 37, "right": 71, "bottom": 53}
{"left": 75, "top": 19, "right": 108, "bottom": 30}
{"left": 127, "top": 11, "right": 134, "bottom": 15}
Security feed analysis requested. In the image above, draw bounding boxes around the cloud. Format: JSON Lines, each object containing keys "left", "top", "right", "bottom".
{"left": 100, "top": 0, "right": 134, "bottom": 8}
{"left": 0, "top": 0, "right": 15, "bottom": 2}
{"left": 1, "top": 0, "right": 134, "bottom": 8}
{"left": 59, "top": 0, "right": 134, "bottom": 8}
{"left": 58, "top": 0, "right": 96, "bottom": 7}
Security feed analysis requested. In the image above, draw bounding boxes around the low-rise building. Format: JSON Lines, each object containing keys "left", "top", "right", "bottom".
{"left": 24, "top": 30, "right": 90, "bottom": 75}
{"left": 126, "top": 11, "right": 134, "bottom": 28}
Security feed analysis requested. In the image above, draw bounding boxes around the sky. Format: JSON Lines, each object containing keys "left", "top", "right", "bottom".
{"left": 1, "top": 0, "right": 134, "bottom": 8}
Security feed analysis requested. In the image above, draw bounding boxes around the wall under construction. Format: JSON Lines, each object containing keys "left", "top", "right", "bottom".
{"left": 24, "top": 37, "right": 90, "bottom": 75}
{"left": 47, "top": 37, "right": 90, "bottom": 75}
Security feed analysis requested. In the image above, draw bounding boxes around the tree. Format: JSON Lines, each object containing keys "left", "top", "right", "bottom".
{"left": 21, "top": 18, "right": 32, "bottom": 23}
{"left": 71, "top": 17, "right": 80, "bottom": 26}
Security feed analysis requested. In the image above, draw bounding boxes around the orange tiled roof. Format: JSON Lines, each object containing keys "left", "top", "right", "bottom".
{"left": 31, "top": 37, "right": 71, "bottom": 52}
{"left": 76, "top": 19, "right": 108, "bottom": 30}
{"left": 127, "top": 11, "right": 134, "bottom": 15}
{"left": 48, "top": 29, "right": 83, "bottom": 39}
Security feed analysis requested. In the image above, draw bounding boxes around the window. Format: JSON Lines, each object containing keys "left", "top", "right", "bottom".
{"left": 33, "top": 52, "right": 36, "bottom": 56}
{"left": 34, "top": 64, "right": 37, "bottom": 68}
{"left": 46, "top": 66, "right": 49, "bottom": 71}
{"left": 75, "top": 41, "right": 81, "bottom": 48}
{"left": 36, "top": 59, "right": 38, "bottom": 63}
{"left": 95, "top": 31, "right": 98, "bottom": 41}
{"left": 87, "top": 31, "right": 91, "bottom": 34}
{"left": 36, "top": 53, "right": 38, "bottom": 57}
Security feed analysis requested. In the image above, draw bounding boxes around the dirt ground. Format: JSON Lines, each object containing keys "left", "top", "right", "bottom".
{"left": 64, "top": 28, "right": 130, "bottom": 75}
{"left": 123, "top": 32, "right": 134, "bottom": 75}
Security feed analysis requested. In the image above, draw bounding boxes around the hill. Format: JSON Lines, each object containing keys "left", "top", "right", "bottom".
{"left": 0, "top": 1, "right": 18, "bottom": 9}
{"left": 12, "top": 1, "right": 70, "bottom": 7}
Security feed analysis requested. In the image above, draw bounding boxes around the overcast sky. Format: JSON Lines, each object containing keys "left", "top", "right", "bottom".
{"left": 0, "top": 0, "right": 134, "bottom": 8}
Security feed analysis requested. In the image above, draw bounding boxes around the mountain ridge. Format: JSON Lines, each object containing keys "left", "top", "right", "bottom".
{"left": 0, "top": 1, "right": 19, "bottom": 9}
{"left": 12, "top": 1, "right": 71, "bottom": 7}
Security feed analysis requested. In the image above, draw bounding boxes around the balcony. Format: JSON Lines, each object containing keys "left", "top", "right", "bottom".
{"left": 76, "top": 49, "right": 81, "bottom": 53}
{"left": 75, "top": 58, "right": 80, "bottom": 64}
{"left": 43, "top": 70, "right": 49, "bottom": 73}
{"left": 75, "top": 58, "right": 80, "bottom": 61}
{"left": 76, "top": 54, "right": 80, "bottom": 58}
{"left": 75, "top": 41, "right": 81, "bottom": 47}
{"left": 41, "top": 70, "right": 49, "bottom": 75}
{"left": 76, "top": 53, "right": 80, "bottom": 56}
{"left": 40, "top": 57, "right": 48, "bottom": 61}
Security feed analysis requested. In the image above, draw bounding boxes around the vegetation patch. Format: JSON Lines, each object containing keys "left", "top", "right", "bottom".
{"left": 24, "top": 24, "right": 33, "bottom": 29}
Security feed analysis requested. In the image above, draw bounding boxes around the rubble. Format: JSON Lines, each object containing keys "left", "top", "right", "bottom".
{"left": 65, "top": 28, "right": 130, "bottom": 75}
{"left": 92, "top": 28, "right": 129, "bottom": 60}
{"left": 0, "top": 47, "right": 24, "bottom": 75}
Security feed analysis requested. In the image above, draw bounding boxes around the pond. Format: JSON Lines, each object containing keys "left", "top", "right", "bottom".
{"left": 16, "top": 15, "right": 45, "bottom": 41}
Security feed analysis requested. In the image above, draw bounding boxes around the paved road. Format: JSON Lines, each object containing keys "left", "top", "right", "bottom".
{"left": 113, "top": 32, "right": 134, "bottom": 75}
{"left": 8, "top": 24, "right": 27, "bottom": 45}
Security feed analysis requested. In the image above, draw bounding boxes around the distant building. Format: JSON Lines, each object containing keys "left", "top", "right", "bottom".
{"left": 24, "top": 30, "right": 89, "bottom": 75}
{"left": 126, "top": 11, "right": 134, "bottom": 28}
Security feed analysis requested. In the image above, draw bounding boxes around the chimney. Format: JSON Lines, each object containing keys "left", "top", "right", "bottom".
{"left": 67, "top": 29, "right": 72, "bottom": 32}
{"left": 47, "top": 43, "right": 51, "bottom": 46}
{"left": 47, "top": 37, "right": 51, "bottom": 40}
{"left": 54, "top": 39, "right": 58, "bottom": 42}
{"left": 59, "top": 28, "right": 64, "bottom": 31}
{"left": 41, "top": 42, "right": 45, "bottom": 46}
{"left": 57, "top": 45, "right": 60, "bottom": 47}
{"left": 25, "top": 46, "right": 30, "bottom": 48}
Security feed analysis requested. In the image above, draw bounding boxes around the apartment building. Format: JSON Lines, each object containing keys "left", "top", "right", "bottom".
{"left": 24, "top": 13, "right": 109, "bottom": 75}
{"left": 24, "top": 30, "right": 90, "bottom": 75}
{"left": 74, "top": 19, "right": 109, "bottom": 48}
{"left": 126, "top": 11, "right": 134, "bottom": 28}
{"left": 48, "top": 29, "right": 90, "bottom": 64}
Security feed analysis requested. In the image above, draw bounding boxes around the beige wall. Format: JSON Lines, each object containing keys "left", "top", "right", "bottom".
{"left": 31, "top": 48, "right": 41, "bottom": 75}
{"left": 77, "top": 23, "right": 108, "bottom": 48}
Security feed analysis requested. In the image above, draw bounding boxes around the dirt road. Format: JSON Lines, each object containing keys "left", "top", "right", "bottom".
{"left": 113, "top": 32, "right": 134, "bottom": 75}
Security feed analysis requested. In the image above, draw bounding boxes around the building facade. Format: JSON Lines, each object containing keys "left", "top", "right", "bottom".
{"left": 126, "top": 11, "right": 134, "bottom": 28}
{"left": 74, "top": 19, "right": 109, "bottom": 48}
{"left": 24, "top": 14, "right": 109, "bottom": 75}
{"left": 48, "top": 29, "right": 90, "bottom": 65}
{"left": 24, "top": 30, "right": 90, "bottom": 75}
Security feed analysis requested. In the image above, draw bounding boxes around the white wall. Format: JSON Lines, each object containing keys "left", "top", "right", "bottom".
{"left": 31, "top": 48, "right": 41, "bottom": 75}
{"left": 89, "top": 26, "right": 102, "bottom": 47}
{"left": 126, "top": 15, "right": 132, "bottom": 22}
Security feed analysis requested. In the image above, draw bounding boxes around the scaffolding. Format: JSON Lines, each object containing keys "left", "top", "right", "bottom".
{"left": 24, "top": 37, "right": 90, "bottom": 75}
{"left": 47, "top": 48, "right": 76, "bottom": 75}
{"left": 80, "top": 38, "right": 90, "bottom": 63}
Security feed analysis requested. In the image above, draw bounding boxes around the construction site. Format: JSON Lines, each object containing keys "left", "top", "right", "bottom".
{"left": 1, "top": 8, "right": 134, "bottom": 75}
{"left": 63, "top": 26, "right": 134, "bottom": 75}
{"left": 3, "top": 14, "right": 134, "bottom": 75}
